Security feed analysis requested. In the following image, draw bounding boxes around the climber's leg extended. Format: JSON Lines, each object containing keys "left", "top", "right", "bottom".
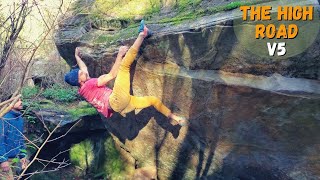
{"left": 122, "top": 95, "right": 188, "bottom": 126}
{"left": 109, "top": 47, "right": 138, "bottom": 113}
{"left": 122, "top": 96, "right": 171, "bottom": 117}
{"left": 110, "top": 21, "right": 187, "bottom": 126}
{"left": 109, "top": 20, "right": 152, "bottom": 114}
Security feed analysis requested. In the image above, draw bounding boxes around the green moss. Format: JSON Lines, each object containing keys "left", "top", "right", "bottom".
{"left": 24, "top": 96, "right": 97, "bottom": 123}
{"left": 159, "top": 12, "right": 198, "bottom": 24}
{"left": 29, "top": 131, "right": 126, "bottom": 179}
{"left": 221, "top": 1, "right": 243, "bottom": 11}
{"left": 159, "top": 0, "right": 276, "bottom": 25}
{"left": 24, "top": 99, "right": 64, "bottom": 114}
{"left": 94, "top": 26, "right": 136, "bottom": 45}
{"left": 67, "top": 101, "right": 97, "bottom": 119}
{"left": 70, "top": 139, "right": 94, "bottom": 172}
{"left": 208, "top": 0, "right": 276, "bottom": 13}
{"left": 103, "top": 137, "right": 126, "bottom": 179}
{"left": 67, "top": 106, "right": 98, "bottom": 119}
{"left": 95, "top": 34, "right": 112, "bottom": 44}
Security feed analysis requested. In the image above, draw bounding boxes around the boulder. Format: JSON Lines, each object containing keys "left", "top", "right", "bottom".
{"left": 54, "top": 0, "right": 320, "bottom": 179}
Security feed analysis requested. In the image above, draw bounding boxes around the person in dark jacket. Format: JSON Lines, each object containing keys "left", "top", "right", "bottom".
{"left": 0, "top": 98, "right": 28, "bottom": 180}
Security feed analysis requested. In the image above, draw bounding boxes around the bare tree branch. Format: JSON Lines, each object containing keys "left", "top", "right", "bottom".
{"left": 48, "top": 120, "right": 82, "bottom": 142}
{"left": 0, "top": 0, "right": 30, "bottom": 70}
{"left": 18, "top": 120, "right": 61, "bottom": 179}
{"left": 32, "top": 0, "right": 49, "bottom": 30}
{"left": 0, "top": 1, "right": 86, "bottom": 179}
{"left": 23, "top": 162, "right": 70, "bottom": 180}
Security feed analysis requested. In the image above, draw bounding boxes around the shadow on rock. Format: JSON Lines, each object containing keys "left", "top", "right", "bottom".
{"left": 102, "top": 107, "right": 181, "bottom": 144}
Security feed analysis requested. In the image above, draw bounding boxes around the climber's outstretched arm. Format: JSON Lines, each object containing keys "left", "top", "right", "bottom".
{"left": 97, "top": 46, "right": 129, "bottom": 87}
{"left": 75, "top": 47, "right": 90, "bottom": 77}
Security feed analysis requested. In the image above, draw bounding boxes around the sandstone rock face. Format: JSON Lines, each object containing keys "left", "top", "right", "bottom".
{"left": 55, "top": 1, "right": 320, "bottom": 179}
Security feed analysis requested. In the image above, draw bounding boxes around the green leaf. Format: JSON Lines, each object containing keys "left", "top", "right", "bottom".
{"left": 26, "top": 145, "right": 37, "bottom": 150}
{"left": 20, "top": 149, "right": 27, "bottom": 153}
{"left": 12, "top": 158, "right": 19, "bottom": 163}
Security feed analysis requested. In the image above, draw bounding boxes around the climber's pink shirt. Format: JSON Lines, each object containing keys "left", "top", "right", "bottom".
{"left": 78, "top": 78, "right": 113, "bottom": 118}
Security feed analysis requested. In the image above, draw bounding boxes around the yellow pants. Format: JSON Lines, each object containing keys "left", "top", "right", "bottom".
{"left": 109, "top": 47, "right": 171, "bottom": 117}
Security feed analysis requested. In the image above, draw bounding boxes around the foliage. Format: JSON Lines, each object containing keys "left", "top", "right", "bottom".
{"left": 42, "top": 84, "right": 78, "bottom": 102}
{"left": 26, "top": 143, "right": 38, "bottom": 156}
{"left": 144, "top": 0, "right": 161, "bottom": 17}
{"left": 22, "top": 84, "right": 79, "bottom": 103}
{"left": 12, "top": 158, "right": 20, "bottom": 163}
{"left": 91, "top": 0, "right": 161, "bottom": 20}
{"left": 22, "top": 100, "right": 41, "bottom": 124}
{"left": 72, "top": 0, "right": 89, "bottom": 14}
{"left": 22, "top": 86, "right": 40, "bottom": 99}
{"left": 25, "top": 113, "right": 38, "bottom": 124}
{"left": 0, "top": 1, "right": 29, "bottom": 70}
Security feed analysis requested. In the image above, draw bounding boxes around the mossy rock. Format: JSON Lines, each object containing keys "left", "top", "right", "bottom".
{"left": 69, "top": 135, "right": 130, "bottom": 179}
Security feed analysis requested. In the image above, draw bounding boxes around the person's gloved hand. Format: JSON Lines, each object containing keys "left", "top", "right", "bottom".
{"left": 1, "top": 161, "right": 10, "bottom": 172}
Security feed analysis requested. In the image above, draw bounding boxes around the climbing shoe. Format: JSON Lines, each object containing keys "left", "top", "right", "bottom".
{"left": 179, "top": 118, "right": 189, "bottom": 127}
{"left": 138, "top": 20, "right": 153, "bottom": 38}
{"left": 176, "top": 116, "right": 189, "bottom": 127}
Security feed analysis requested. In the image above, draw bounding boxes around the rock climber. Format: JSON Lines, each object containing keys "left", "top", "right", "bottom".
{"left": 64, "top": 20, "right": 187, "bottom": 126}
